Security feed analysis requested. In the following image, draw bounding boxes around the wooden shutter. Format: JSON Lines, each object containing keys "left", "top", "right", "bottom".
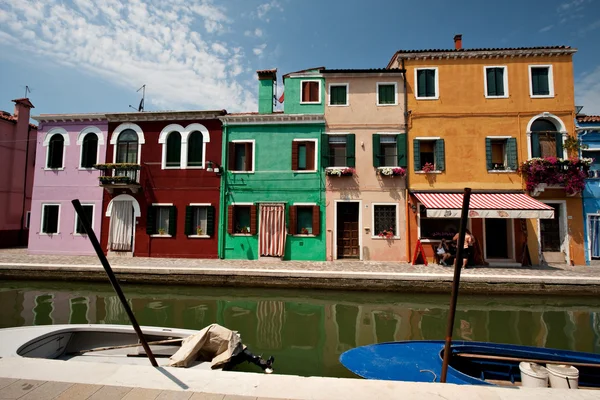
{"left": 184, "top": 206, "right": 193, "bottom": 236}
{"left": 372, "top": 134, "right": 381, "bottom": 167}
{"left": 507, "top": 138, "right": 518, "bottom": 170}
{"left": 312, "top": 206, "right": 320, "bottom": 236}
{"left": 291, "top": 141, "right": 299, "bottom": 171}
{"left": 396, "top": 133, "right": 407, "bottom": 168}
{"left": 555, "top": 133, "right": 564, "bottom": 158}
{"left": 417, "top": 70, "right": 426, "bottom": 97}
{"left": 426, "top": 70, "right": 436, "bottom": 97}
{"left": 531, "top": 133, "right": 541, "bottom": 158}
{"left": 228, "top": 142, "right": 236, "bottom": 171}
{"left": 146, "top": 206, "right": 155, "bottom": 235}
{"left": 207, "top": 206, "right": 215, "bottom": 236}
{"left": 413, "top": 139, "right": 421, "bottom": 171}
{"left": 487, "top": 68, "right": 496, "bottom": 96}
{"left": 435, "top": 139, "right": 445, "bottom": 171}
{"left": 485, "top": 138, "right": 492, "bottom": 170}
{"left": 306, "top": 141, "right": 315, "bottom": 170}
{"left": 321, "top": 134, "right": 329, "bottom": 168}
{"left": 168, "top": 206, "right": 177, "bottom": 236}
{"left": 310, "top": 82, "right": 319, "bottom": 102}
{"left": 289, "top": 206, "right": 297, "bottom": 235}
{"left": 250, "top": 205, "right": 257, "bottom": 235}
{"left": 346, "top": 134, "right": 356, "bottom": 167}
{"left": 244, "top": 142, "right": 253, "bottom": 171}
{"left": 227, "top": 205, "right": 234, "bottom": 234}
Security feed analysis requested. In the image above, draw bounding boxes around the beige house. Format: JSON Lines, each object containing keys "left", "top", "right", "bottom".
{"left": 322, "top": 69, "right": 407, "bottom": 261}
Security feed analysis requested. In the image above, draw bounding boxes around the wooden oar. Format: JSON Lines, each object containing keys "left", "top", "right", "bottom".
{"left": 68, "top": 338, "right": 184, "bottom": 355}
{"left": 456, "top": 352, "right": 600, "bottom": 369}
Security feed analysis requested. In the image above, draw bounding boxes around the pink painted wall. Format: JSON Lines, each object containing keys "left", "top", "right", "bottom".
{"left": 324, "top": 74, "right": 408, "bottom": 261}
{"left": 28, "top": 121, "right": 108, "bottom": 255}
{"left": 0, "top": 99, "right": 36, "bottom": 247}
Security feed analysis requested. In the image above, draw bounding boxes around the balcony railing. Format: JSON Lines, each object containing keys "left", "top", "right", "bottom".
{"left": 94, "top": 163, "right": 141, "bottom": 193}
{"left": 519, "top": 157, "right": 592, "bottom": 196}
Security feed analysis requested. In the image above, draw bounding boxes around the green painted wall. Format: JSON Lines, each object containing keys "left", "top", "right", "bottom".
{"left": 283, "top": 76, "right": 325, "bottom": 115}
{"left": 221, "top": 123, "right": 326, "bottom": 261}
{"left": 258, "top": 79, "right": 274, "bottom": 114}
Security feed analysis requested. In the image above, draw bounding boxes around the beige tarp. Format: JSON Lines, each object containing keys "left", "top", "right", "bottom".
{"left": 168, "top": 324, "right": 246, "bottom": 368}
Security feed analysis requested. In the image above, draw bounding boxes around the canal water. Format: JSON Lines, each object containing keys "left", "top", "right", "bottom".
{"left": 1, "top": 280, "right": 600, "bottom": 378}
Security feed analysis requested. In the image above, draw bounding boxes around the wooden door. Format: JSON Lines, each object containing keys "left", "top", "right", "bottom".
{"left": 337, "top": 202, "right": 359, "bottom": 259}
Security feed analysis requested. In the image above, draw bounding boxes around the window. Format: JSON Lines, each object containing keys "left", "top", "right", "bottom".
{"left": 166, "top": 131, "right": 182, "bottom": 167}
{"left": 146, "top": 205, "right": 176, "bottom": 236}
{"left": 47, "top": 134, "right": 64, "bottom": 169}
{"left": 377, "top": 83, "right": 397, "bottom": 105}
{"left": 583, "top": 151, "right": 600, "bottom": 171}
{"left": 530, "top": 66, "right": 553, "bottom": 97}
{"left": 373, "top": 134, "right": 407, "bottom": 167}
{"left": 41, "top": 204, "right": 60, "bottom": 234}
{"left": 116, "top": 129, "right": 138, "bottom": 163}
{"left": 228, "top": 141, "right": 254, "bottom": 172}
{"left": 227, "top": 204, "right": 256, "bottom": 235}
{"left": 80, "top": 133, "right": 98, "bottom": 168}
{"left": 373, "top": 204, "right": 397, "bottom": 237}
{"left": 415, "top": 68, "right": 438, "bottom": 99}
{"left": 323, "top": 134, "right": 355, "bottom": 168}
{"left": 413, "top": 139, "right": 445, "bottom": 172}
{"left": 187, "top": 131, "right": 203, "bottom": 167}
{"left": 26, "top": 211, "right": 30, "bottom": 229}
{"left": 301, "top": 80, "right": 320, "bottom": 103}
{"left": 419, "top": 206, "right": 460, "bottom": 241}
{"left": 329, "top": 84, "right": 348, "bottom": 106}
{"left": 75, "top": 204, "right": 94, "bottom": 234}
{"left": 292, "top": 140, "right": 316, "bottom": 171}
{"left": 530, "top": 119, "right": 563, "bottom": 158}
{"left": 289, "top": 205, "right": 320, "bottom": 236}
{"left": 486, "top": 138, "right": 517, "bottom": 171}
{"left": 185, "top": 205, "right": 214, "bottom": 236}
{"left": 485, "top": 67, "right": 507, "bottom": 98}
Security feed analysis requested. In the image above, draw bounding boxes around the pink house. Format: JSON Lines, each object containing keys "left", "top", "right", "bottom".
{"left": 0, "top": 98, "right": 36, "bottom": 247}
{"left": 29, "top": 113, "right": 108, "bottom": 255}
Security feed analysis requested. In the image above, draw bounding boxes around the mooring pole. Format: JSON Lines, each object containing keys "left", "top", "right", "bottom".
{"left": 72, "top": 199, "right": 158, "bottom": 367}
{"left": 440, "top": 188, "right": 471, "bottom": 383}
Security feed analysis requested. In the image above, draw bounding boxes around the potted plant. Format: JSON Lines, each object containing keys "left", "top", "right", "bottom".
{"left": 158, "top": 228, "right": 166, "bottom": 235}
{"left": 300, "top": 227, "right": 309, "bottom": 235}
{"left": 196, "top": 226, "right": 203, "bottom": 235}
{"left": 519, "top": 156, "right": 592, "bottom": 196}
{"left": 421, "top": 162, "right": 435, "bottom": 173}
{"left": 378, "top": 167, "right": 406, "bottom": 177}
{"left": 235, "top": 226, "right": 250, "bottom": 234}
{"left": 378, "top": 228, "right": 394, "bottom": 239}
{"left": 326, "top": 167, "right": 356, "bottom": 177}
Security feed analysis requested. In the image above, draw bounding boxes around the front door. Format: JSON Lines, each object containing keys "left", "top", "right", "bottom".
{"left": 540, "top": 203, "right": 565, "bottom": 263}
{"left": 485, "top": 219, "right": 510, "bottom": 259}
{"left": 337, "top": 202, "right": 359, "bottom": 259}
{"left": 108, "top": 201, "right": 135, "bottom": 252}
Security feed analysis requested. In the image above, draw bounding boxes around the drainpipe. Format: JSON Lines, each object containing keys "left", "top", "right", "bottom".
{"left": 218, "top": 123, "right": 228, "bottom": 259}
{"left": 19, "top": 125, "right": 33, "bottom": 246}
{"left": 401, "top": 58, "right": 411, "bottom": 262}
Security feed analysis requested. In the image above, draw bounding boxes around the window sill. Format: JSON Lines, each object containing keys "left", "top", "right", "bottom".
{"left": 293, "top": 170, "right": 317, "bottom": 173}
{"left": 39, "top": 232, "right": 60, "bottom": 236}
{"left": 292, "top": 234, "right": 316, "bottom": 237}
{"left": 162, "top": 166, "right": 181, "bottom": 170}
{"left": 73, "top": 233, "right": 88, "bottom": 237}
{"left": 188, "top": 234, "right": 210, "bottom": 239}
{"left": 488, "top": 169, "right": 516, "bottom": 173}
{"left": 150, "top": 234, "right": 172, "bottom": 238}
{"left": 300, "top": 101, "right": 322, "bottom": 105}
{"left": 44, "top": 167, "right": 65, "bottom": 171}
{"left": 328, "top": 103, "right": 349, "bottom": 107}
{"left": 530, "top": 94, "right": 554, "bottom": 99}
{"left": 78, "top": 167, "right": 96, "bottom": 171}
{"left": 231, "top": 171, "right": 254, "bottom": 174}
{"left": 185, "top": 166, "right": 205, "bottom": 169}
{"left": 376, "top": 103, "right": 398, "bottom": 107}
{"left": 231, "top": 233, "right": 252, "bottom": 236}
{"left": 371, "top": 236, "right": 400, "bottom": 240}
{"left": 415, "top": 171, "right": 442, "bottom": 174}
{"left": 485, "top": 95, "right": 509, "bottom": 99}
{"left": 415, "top": 96, "right": 439, "bottom": 101}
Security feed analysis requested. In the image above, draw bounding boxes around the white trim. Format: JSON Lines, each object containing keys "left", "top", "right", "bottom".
{"left": 528, "top": 65, "right": 555, "bottom": 98}
{"left": 414, "top": 136, "right": 441, "bottom": 140}
{"left": 158, "top": 123, "right": 210, "bottom": 170}
{"left": 414, "top": 67, "right": 439, "bottom": 100}
{"left": 106, "top": 194, "right": 141, "bottom": 218}
{"left": 158, "top": 124, "right": 186, "bottom": 144}
{"left": 371, "top": 203, "right": 400, "bottom": 239}
{"left": 151, "top": 203, "right": 174, "bottom": 206}
{"left": 482, "top": 218, "right": 515, "bottom": 262}
{"left": 150, "top": 234, "right": 172, "bottom": 238}
{"left": 40, "top": 203, "right": 61, "bottom": 235}
{"left": 486, "top": 135, "right": 512, "bottom": 139}
{"left": 377, "top": 131, "right": 404, "bottom": 135}
{"left": 76, "top": 126, "right": 104, "bottom": 145}
{"left": 43, "top": 128, "right": 70, "bottom": 146}
{"left": 73, "top": 203, "right": 95, "bottom": 236}
{"left": 230, "top": 139, "right": 256, "bottom": 173}
{"left": 161, "top": 130, "right": 183, "bottom": 170}
{"left": 299, "top": 80, "right": 322, "bottom": 104}
{"left": 292, "top": 138, "right": 318, "bottom": 172}
{"left": 586, "top": 213, "right": 600, "bottom": 262}
{"left": 328, "top": 83, "right": 349, "bottom": 106}
{"left": 483, "top": 66, "right": 509, "bottom": 99}
{"left": 189, "top": 203, "right": 212, "bottom": 206}
{"left": 111, "top": 123, "right": 144, "bottom": 164}
{"left": 525, "top": 113, "right": 568, "bottom": 159}
{"left": 187, "top": 235, "right": 210, "bottom": 239}
{"left": 293, "top": 202, "right": 317, "bottom": 206}
{"left": 230, "top": 202, "right": 254, "bottom": 205}
{"left": 376, "top": 82, "right": 398, "bottom": 106}
{"left": 325, "top": 132, "right": 351, "bottom": 135}
{"left": 334, "top": 200, "right": 363, "bottom": 260}
{"left": 536, "top": 200, "right": 569, "bottom": 265}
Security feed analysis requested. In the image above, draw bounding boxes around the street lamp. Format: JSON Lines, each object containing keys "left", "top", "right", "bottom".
{"left": 206, "top": 161, "right": 222, "bottom": 175}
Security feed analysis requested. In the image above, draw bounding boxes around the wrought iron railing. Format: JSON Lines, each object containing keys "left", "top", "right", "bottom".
{"left": 94, "top": 163, "right": 141, "bottom": 185}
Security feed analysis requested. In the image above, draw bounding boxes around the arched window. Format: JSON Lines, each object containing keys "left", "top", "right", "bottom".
{"left": 81, "top": 133, "right": 98, "bottom": 168}
{"left": 116, "top": 129, "right": 138, "bottom": 164}
{"left": 47, "top": 134, "right": 64, "bottom": 168}
{"left": 187, "top": 131, "right": 203, "bottom": 167}
{"left": 166, "top": 131, "right": 182, "bottom": 167}
{"left": 531, "top": 118, "right": 562, "bottom": 158}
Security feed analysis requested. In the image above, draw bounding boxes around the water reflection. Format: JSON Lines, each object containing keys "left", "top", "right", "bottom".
{"left": 1, "top": 281, "right": 600, "bottom": 377}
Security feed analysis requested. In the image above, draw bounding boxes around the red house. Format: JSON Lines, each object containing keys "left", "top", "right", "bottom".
{"left": 98, "top": 110, "right": 225, "bottom": 258}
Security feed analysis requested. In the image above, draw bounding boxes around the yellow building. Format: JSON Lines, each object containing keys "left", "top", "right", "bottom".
{"left": 387, "top": 35, "right": 583, "bottom": 266}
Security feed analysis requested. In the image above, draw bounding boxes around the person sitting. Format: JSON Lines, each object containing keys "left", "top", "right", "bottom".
{"left": 436, "top": 239, "right": 452, "bottom": 266}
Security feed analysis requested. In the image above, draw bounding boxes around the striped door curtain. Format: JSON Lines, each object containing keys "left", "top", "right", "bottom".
{"left": 259, "top": 204, "right": 286, "bottom": 257}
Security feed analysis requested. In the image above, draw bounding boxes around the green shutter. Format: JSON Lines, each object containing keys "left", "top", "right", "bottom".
{"left": 168, "top": 206, "right": 177, "bottom": 236}
{"left": 372, "top": 134, "right": 381, "bottom": 167}
{"left": 555, "top": 133, "right": 564, "bottom": 158}
{"left": 417, "top": 70, "right": 426, "bottom": 97}
{"left": 487, "top": 68, "right": 497, "bottom": 96}
{"left": 435, "top": 139, "right": 445, "bottom": 171}
{"left": 531, "top": 70, "right": 539, "bottom": 95}
{"left": 507, "top": 138, "right": 518, "bottom": 170}
{"left": 495, "top": 68, "right": 505, "bottom": 96}
{"left": 485, "top": 138, "right": 492, "bottom": 170}
{"left": 146, "top": 206, "right": 155, "bottom": 235}
{"left": 413, "top": 139, "right": 421, "bottom": 171}
{"left": 396, "top": 133, "right": 407, "bottom": 168}
{"left": 207, "top": 206, "right": 215, "bottom": 236}
{"left": 531, "top": 133, "right": 541, "bottom": 158}
{"left": 426, "top": 70, "right": 436, "bottom": 97}
{"left": 184, "top": 206, "right": 193, "bottom": 236}
{"left": 346, "top": 134, "right": 355, "bottom": 167}
{"left": 321, "top": 134, "right": 329, "bottom": 168}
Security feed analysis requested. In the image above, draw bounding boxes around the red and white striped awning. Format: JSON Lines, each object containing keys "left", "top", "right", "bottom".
{"left": 413, "top": 192, "right": 555, "bottom": 219}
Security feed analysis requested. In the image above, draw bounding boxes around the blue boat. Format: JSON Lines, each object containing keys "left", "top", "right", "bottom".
{"left": 340, "top": 340, "right": 600, "bottom": 387}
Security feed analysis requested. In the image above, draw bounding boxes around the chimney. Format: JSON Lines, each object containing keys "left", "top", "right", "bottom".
{"left": 12, "top": 98, "right": 34, "bottom": 136}
{"left": 454, "top": 34, "right": 462, "bottom": 50}
{"left": 257, "top": 69, "right": 277, "bottom": 114}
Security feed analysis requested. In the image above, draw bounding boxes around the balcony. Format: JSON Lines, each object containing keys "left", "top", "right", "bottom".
{"left": 519, "top": 157, "right": 591, "bottom": 197}
{"left": 94, "top": 163, "right": 141, "bottom": 193}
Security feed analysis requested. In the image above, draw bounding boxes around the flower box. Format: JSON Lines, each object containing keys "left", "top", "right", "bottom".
{"left": 377, "top": 167, "right": 406, "bottom": 177}
{"left": 94, "top": 163, "right": 141, "bottom": 171}
{"left": 519, "top": 157, "right": 592, "bottom": 196}
{"left": 99, "top": 176, "right": 133, "bottom": 185}
{"left": 326, "top": 167, "right": 356, "bottom": 177}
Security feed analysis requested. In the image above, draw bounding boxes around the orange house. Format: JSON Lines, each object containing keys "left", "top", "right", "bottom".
{"left": 387, "top": 35, "right": 583, "bottom": 266}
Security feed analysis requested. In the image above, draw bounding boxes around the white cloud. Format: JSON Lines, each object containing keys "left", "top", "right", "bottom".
{"left": 256, "top": 0, "right": 282, "bottom": 22}
{"left": 538, "top": 25, "right": 554, "bottom": 33}
{"left": 244, "top": 28, "right": 264, "bottom": 37}
{"left": 253, "top": 43, "right": 267, "bottom": 56}
{"left": 0, "top": 0, "right": 257, "bottom": 112}
{"left": 576, "top": 66, "right": 600, "bottom": 115}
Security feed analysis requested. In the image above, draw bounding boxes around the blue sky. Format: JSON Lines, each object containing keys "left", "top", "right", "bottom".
{"left": 1, "top": 0, "right": 600, "bottom": 117}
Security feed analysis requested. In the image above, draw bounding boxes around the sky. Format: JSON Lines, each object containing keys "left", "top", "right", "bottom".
{"left": 1, "top": 0, "right": 600, "bottom": 117}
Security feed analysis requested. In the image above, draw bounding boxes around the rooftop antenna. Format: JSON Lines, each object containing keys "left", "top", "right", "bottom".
{"left": 24, "top": 85, "right": 31, "bottom": 98}
{"left": 128, "top": 84, "right": 146, "bottom": 112}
